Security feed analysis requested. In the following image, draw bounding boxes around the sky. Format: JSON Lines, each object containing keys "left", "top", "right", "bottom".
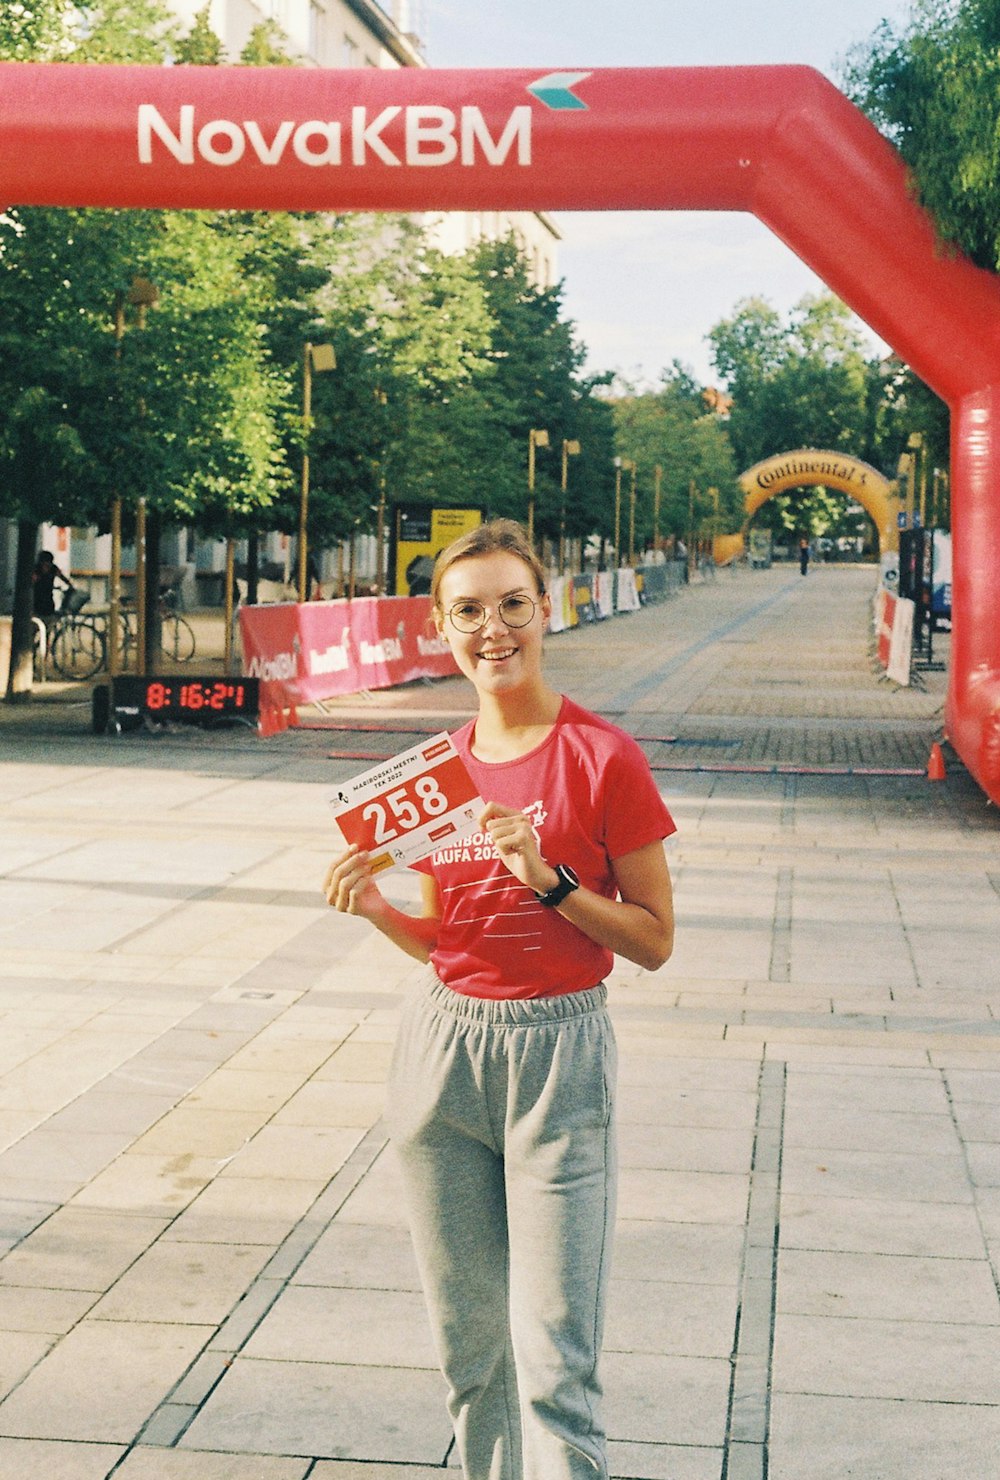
{"left": 419, "top": 0, "right": 915, "bottom": 386}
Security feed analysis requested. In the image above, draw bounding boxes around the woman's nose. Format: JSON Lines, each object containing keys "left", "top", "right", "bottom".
{"left": 480, "top": 606, "right": 507, "bottom": 635}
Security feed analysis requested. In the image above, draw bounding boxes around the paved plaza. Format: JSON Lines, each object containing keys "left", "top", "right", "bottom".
{"left": 1, "top": 563, "right": 998, "bottom": 1479}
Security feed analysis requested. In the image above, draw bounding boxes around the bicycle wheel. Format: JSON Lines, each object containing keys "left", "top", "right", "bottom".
{"left": 161, "top": 613, "right": 196, "bottom": 662}
{"left": 51, "top": 618, "right": 106, "bottom": 680}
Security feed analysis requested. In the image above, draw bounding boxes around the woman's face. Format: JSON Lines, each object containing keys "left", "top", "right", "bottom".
{"left": 436, "top": 551, "right": 550, "bottom": 696}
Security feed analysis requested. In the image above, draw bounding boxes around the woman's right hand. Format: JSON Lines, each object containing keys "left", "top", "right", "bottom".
{"left": 323, "top": 844, "right": 385, "bottom": 919}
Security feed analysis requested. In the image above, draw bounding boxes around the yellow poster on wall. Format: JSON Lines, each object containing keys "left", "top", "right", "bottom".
{"left": 392, "top": 505, "right": 485, "bottom": 597}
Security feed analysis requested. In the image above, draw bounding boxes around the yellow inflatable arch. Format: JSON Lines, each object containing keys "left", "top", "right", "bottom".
{"left": 715, "top": 449, "right": 900, "bottom": 564}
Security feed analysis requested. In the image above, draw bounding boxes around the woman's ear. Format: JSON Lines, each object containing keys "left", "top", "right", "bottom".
{"left": 540, "top": 590, "right": 553, "bottom": 630}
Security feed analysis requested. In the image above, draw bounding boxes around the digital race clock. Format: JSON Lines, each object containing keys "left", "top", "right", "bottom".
{"left": 100, "top": 675, "right": 260, "bottom": 729}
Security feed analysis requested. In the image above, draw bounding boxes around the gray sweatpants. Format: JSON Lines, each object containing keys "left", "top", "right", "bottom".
{"left": 386, "top": 972, "right": 618, "bottom": 1480}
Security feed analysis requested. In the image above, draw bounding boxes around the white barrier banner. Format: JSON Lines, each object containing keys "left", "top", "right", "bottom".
{"left": 887, "top": 595, "right": 914, "bottom": 686}
{"left": 595, "top": 571, "right": 615, "bottom": 618}
{"left": 548, "top": 575, "right": 568, "bottom": 633}
{"left": 616, "top": 567, "right": 640, "bottom": 612}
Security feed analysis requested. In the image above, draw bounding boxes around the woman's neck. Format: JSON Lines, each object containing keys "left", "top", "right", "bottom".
{"left": 471, "top": 685, "right": 562, "bottom": 761}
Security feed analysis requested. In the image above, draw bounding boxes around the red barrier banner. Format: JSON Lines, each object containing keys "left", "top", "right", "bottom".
{"left": 239, "top": 596, "right": 457, "bottom": 715}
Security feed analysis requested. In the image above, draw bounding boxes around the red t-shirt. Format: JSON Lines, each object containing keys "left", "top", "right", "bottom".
{"left": 415, "top": 696, "right": 676, "bottom": 999}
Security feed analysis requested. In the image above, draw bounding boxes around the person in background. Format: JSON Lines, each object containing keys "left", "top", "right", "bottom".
{"left": 32, "top": 550, "right": 72, "bottom": 618}
{"left": 799, "top": 535, "right": 811, "bottom": 576}
{"left": 324, "top": 518, "right": 676, "bottom": 1480}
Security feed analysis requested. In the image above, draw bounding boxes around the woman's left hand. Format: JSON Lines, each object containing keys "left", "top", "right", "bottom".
{"left": 479, "top": 801, "right": 556, "bottom": 894}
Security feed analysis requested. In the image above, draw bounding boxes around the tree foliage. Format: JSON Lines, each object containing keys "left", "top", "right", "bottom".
{"left": 844, "top": 0, "right": 1000, "bottom": 271}
{"left": 709, "top": 293, "right": 871, "bottom": 471}
{"left": 611, "top": 364, "right": 742, "bottom": 548}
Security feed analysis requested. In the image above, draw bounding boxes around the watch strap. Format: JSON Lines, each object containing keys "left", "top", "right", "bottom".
{"left": 535, "top": 863, "right": 579, "bottom": 908}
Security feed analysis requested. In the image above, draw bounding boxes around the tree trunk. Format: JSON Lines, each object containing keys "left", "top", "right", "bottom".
{"left": 5, "top": 520, "right": 40, "bottom": 703}
{"left": 246, "top": 531, "right": 259, "bottom": 606}
{"left": 142, "top": 507, "right": 162, "bottom": 673}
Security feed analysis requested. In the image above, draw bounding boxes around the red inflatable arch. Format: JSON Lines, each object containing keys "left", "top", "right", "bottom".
{"left": 2, "top": 62, "right": 1000, "bottom": 802}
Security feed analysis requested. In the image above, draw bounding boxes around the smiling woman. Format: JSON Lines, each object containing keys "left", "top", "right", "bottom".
{"left": 323, "top": 517, "right": 676, "bottom": 1479}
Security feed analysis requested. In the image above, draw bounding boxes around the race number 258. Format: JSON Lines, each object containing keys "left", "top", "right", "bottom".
{"left": 362, "top": 772, "right": 449, "bottom": 843}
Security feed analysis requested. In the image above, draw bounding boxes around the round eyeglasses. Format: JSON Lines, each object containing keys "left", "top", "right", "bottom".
{"left": 446, "top": 593, "right": 538, "bottom": 634}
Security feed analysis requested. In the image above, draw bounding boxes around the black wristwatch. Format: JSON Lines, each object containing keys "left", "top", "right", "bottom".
{"left": 535, "top": 863, "right": 580, "bottom": 908}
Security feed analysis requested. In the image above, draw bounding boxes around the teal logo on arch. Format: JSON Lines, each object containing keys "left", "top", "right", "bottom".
{"left": 527, "top": 72, "right": 592, "bottom": 111}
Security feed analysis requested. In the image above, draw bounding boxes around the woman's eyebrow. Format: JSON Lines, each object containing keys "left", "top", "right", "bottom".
{"left": 448, "top": 586, "right": 533, "bottom": 602}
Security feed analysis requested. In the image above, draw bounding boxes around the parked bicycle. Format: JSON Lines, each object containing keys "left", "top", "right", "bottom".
{"left": 33, "top": 588, "right": 107, "bottom": 680}
{"left": 109, "top": 585, "right": 197, "bottom": 666}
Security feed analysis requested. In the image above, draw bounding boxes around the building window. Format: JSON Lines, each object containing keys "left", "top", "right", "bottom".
{"left": 309, "top": 1, "right": 326, "bottom": 59}
{"left": 343, "top": 34, "right": 358, "bottom": 66}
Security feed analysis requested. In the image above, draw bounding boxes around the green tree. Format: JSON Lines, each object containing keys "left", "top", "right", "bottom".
{"left": 240, "top": 18, "right": 296, "bottom": 66}
{"left": 844, "top": 0, "right": 1000, "bottom": 270}
{"left": 709, "top": 293, "right": 870, "bottom": 471}
{"left": 466, "top": 237, "right": 588, "bottom": 539}
{"left": 611, "top": 364, "right": 742, "bottom": 552}
{"left": 0, "top": 0, "right": 67, "bottom": 59}
{"left": 175, "top": 4, "right": 224, "bottom": 65}
{"left": 1, "top": 1, "right": 294, "bottom": 695}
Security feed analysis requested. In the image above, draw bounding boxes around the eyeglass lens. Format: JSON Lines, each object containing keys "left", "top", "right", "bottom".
{"left": 448, "top": 595, "right": 536, "bottom": 632}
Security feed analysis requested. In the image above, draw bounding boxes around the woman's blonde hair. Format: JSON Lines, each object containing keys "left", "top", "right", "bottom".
{"left": 430, "top": 519, "right": 547, "bottom": 613}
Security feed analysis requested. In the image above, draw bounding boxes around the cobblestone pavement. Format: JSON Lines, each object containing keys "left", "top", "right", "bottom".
{"left": 1, "top": 563, "right": 998, "bottom": 1480}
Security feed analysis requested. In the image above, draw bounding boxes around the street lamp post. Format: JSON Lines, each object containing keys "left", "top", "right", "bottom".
{"left": 653, "top": 464, "right": 663, "bottom": 552}
{"left": 298, "top": 341, "right": 336, "bottom": 604}
{"left": 559, "top": 438, "right": 580, "bottom": 573}
{"left": 110, "top": 275, "right": 158, "bottom": 681}
{"left": 527, "top": 428, "right": 550, "bottom": 549}
{"left": 898, "top": 451, "right": 914, "bottom": 529}
{"left": 613, "top": 457, "right": 622, "bottom": 562}
{"left": 373, "top": 387, "right": 388, "bottom": 595}
{"left": 627, "top": 459, "right": 638, "bottom": 565}
{"left": 907, "top": 431, "right": 927, "bottom": 526}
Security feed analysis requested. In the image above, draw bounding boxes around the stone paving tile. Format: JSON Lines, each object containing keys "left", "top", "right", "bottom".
{"left": 776, "top": 1248, "right": 1000, "bottom": 1324}
{"left": 781, "top": 1106, "right": 962, "bottom": 1154}
{"left": 607, "top": 1440, "right": 722, "bottom": 1480}
{"left": 770, "top": 1392, "right": 1000, "bottom": 1480}
{"left": 90, "top": 1240, "right": 273, "bottom": 1326}
{"left": 128, "top": 1107, "right": 268, "bottom": 1160}
{"left": 605, "top": 1277, "right": 738, "bottom": 1358}
{"left": 179, "top": 1358, "right": 452, "bottom": 1463}
{"left": 0, "top": 1207, "right": 168, "bottom": 1294}
{"left": 160, "top": 1174, "right": 328, "bottom": 1248}
{"left": 780, "top": 1145, "right": 975, "bottom": 1205}
{"left": 243, "top": 1284, "right": 438, "bottom": 1368}
{"left": 0, "top": 1284, "right": 99, "bottom": 1335}
{"left": 0, "top": 1331, "right": 56, "bottom": 1402}
{"left": 778, "top": 1192, "right": 987, "bottom": 1258}
{"left": 603, "top": 1351, "right": 732, "bottom": 1447}
{"left": 293, "top": 1221, "right": 421, "bottom": 1292}
{"left": 0, "top": 1437, "right": 126, "bottom": 1480}
{"left": 309, "top": 1464, "right": 452, "bottom": 1479}
{"left": 618, "top": 1168, "right": 750, "bottom": 1224}
{"left": 115, "top": 1451, "right": 311, "bottom": 1479}
{"left": 772, "top": 1313, "right": 1000, "bottom": 1404}
{"left": 619, "top": 1122, "right": 755, "bottom": 1174}
{"left": 69, "top": 1153, "right": 221, "bottom": 1217}
{"left": 216, "top": 1124, "right": 364, "bottom": 1182}
{"left": 0, "top": 1320, "right": 211, "bottom": 1442}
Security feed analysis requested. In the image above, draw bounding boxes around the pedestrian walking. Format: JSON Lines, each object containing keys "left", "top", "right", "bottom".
{"left": 323, "top": 517, "right": 676, "bottom": 1480}
{"left": 799, "top": 535, "right": 810, "bottom": 576}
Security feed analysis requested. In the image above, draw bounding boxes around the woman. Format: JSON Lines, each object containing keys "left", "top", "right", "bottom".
{"left": 324, "top": 519, "right": 675, "bottom": 1480}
